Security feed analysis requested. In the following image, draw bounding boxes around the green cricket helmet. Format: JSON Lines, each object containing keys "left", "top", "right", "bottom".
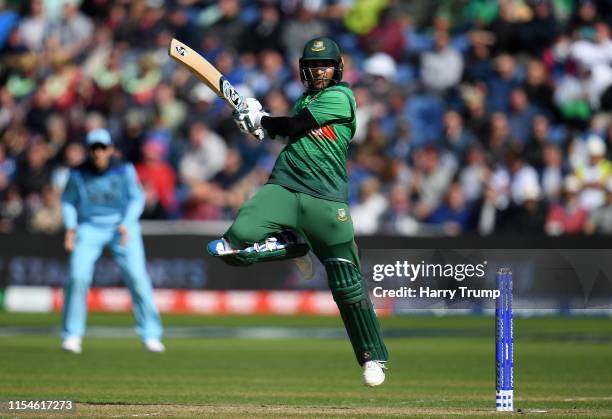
{"left": 299, "top": 37, "right": 344, "bottom": 91}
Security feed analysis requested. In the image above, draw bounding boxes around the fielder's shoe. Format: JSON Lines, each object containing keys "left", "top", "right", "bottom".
{"left": 293, "top": 252, "right": 314, "bottom": 280}
{"left": 363, "top": 360, "right": 386, "bottom": 387}
{"left": 61, "top": 336, "right": 82, "bottom": 354}
{"left": 143, "top": 338, "right": 165, "bottom": 353}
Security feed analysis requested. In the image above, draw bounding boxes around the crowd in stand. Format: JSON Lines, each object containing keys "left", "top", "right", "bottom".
{"left": 1, "top": 0, "right": 612, "bottom": 236}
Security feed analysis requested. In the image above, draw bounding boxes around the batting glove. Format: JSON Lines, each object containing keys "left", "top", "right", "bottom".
{"left": 233, "top": 98, "right": 269, "bottom": 140}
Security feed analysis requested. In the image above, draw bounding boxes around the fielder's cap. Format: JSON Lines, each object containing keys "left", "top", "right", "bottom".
{"left": 300, "top": 37, "right": 342, "bottom": 63}
{"left": 586, "top": 135, "right": 606, "bottom": 156}
{"left": 86, "top": 128, "right": 112, "bottom": 146}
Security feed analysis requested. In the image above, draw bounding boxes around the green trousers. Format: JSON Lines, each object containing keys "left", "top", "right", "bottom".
{"left": 226, "top": 184, "right": 359, "bottom": 265}
{"left": 225, "top": 184, "right": 388, "bottom": 365}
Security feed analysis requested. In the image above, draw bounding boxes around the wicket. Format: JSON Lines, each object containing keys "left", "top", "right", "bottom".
{"left": 495, "top": 268, "right": 514, "bottom": 411}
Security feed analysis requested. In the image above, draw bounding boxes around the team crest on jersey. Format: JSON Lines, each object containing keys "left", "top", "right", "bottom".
{"left": 337, "top": 208, "right": 348, "bottom": 222}
{"left": 311, "top": 41, "right": 326, "bottom": 52}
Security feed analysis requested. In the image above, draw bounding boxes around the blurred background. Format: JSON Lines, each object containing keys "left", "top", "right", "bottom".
{"left": 1, "top": 0, "right": 612, "bottom": 236}
{"left": 1, "top": 0, "right": 612, "bottom": 313}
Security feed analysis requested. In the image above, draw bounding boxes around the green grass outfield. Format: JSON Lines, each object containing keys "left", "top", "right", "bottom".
{"left": 1, "top": 313, "right": 611, "bottom": 417}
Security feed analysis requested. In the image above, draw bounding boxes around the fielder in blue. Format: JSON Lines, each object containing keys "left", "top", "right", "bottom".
{"left": 60, "top": 128, "right": 164, "bottom": 354}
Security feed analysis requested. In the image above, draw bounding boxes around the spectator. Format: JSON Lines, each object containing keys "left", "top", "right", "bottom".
{"left": 141, "top": 181, "right": 168, "bottom": 220}
{"left": 463, "top": 86, "right": 489, "bottom": 141}
{"left": 464, "top": 31, "right": 495, "bottom": 83}
{"left": 488, "top": 0, "right": 524, "bottom": 54}
{"left": 541, "top": 144, "right": 565, "bottom": 201}
{"left": 486, "top": 112, "right": 513, "bottom": 163}
{"left": 441, "top": 110, "right": 476, "bottom": 162}
{"left": 0, "top": 0, "right": 19, "bottom": 51}
{"left": 179, "top": 122, "right": 228, "bottom": 186}
{"left": 605, "top": 122, "right": 612, "bottom": 161}
{"left": 206, "top": 0, "right": 246, "bottom": 53}
{"left": 486, "top": 54, "right": 520, "bottom": 113}
{"left": 507, "top": 87, "right": 537, "bottom": 146}
{"left": 404, "top": 88, "right": 445, "bottom": 148}
{"left": 524, "top": 114, "right": 552, "bottom": 168}
{"left": 28, "top": 184, "right": 63, "bottom": 233}
{"left": 19, "top": 0, "right": 48, "bottom": 52}
{"left": 570, "top": 0, "right": 599, "bottom": 34}
{"left": 363, "top": 52, "right": 397, "bottom": 97}
{"left": 507, "top": 150, "right": 540, "bottom": 205}
{"left": 212, "top": 148, "right": 247, "bottom": 189}
{"left": 0, "top": 143, "right": 16, "bottom": 191}
{"left": 15, "top": 140, "right": 51, "bottom": 198}
{"left": 523, "top": 59, "right": 554, "bottom": 115}
{"left": 500, "top": 181, "right": 548, "bottom": 233}
{"left": 135, "top": 139, "right": 176, "bottom": 217}
{"left": 240, "top": 2, "right": 283, "bottom": 55}
{"left": 380, "top": 184, "right": 438, "bottom": 236}
{"left": 351, "top": 177, "right": 387, "bottom": 235}
{"left": 427, "top": 182, "right": 475, "bottom": 236}
{"left": 516, "top": 0, "right": 558, "bottom": 56}
{"left": 0, "top": 185, "right": 25, "bottom": 232}
{"left": 411, "top": 145, "right": 456, "bottom": 220}
{"left": 585, "top": 178, "right": 612, "bottom": 234}
{"left": 44, "top": 0, "right": 93, "bottom": 61}
{"left": 154, "top": 82, "right": 187, "bottom": 133}
{"left": 420, "top": 30, "right": 464, "bottom": 93}
{"left": 575, "top": 135, "right": 612, "bottom": 210}
{"left": 51, "top": 142, "right": 86, "bottom": 192}
{"left": 545, "top": 175, "right": 588, "bottom": 235}
{"left": 459, "top": 144, "right": 489, "bottom": 203}
{"left": 360, "top": 7, "right": 406, "bottom": 60}
{"left": 45, "top": 114, "right": 69, "bottom": 164}
{"left": 282, "top": 3, "right": 329, "bottom": 62}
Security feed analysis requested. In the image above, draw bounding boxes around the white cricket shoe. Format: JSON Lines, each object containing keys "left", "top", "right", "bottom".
{"left": 143, "top": 338, "right": 165, "bottom": 353}
{"left": 293, "top": 252, "right": 314, "bottom": 280}
{"left": 61, "top": 336, "right": 82, "bottom": 354}
{"left": 363, "top": 360, "right": 386, "bottom": 387}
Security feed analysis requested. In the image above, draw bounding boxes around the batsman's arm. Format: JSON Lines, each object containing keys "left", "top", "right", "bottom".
{"left": 261, "top": 108, "right": 319, "bottom": 138}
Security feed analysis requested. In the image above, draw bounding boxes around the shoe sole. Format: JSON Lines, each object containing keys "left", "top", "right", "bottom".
{"left": 364, "top": 377, "right": 385, "bottom": 387}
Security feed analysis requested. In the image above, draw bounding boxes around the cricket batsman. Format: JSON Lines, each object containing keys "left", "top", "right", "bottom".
{"left": 208, "top": 37, "right": 388, "bottom": 386}
{"left": 60, "top": 128, "right": 164, "bottom": 354}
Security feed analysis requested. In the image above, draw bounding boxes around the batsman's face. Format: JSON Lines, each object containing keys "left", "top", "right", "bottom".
{"left": 89, "top": 143, "right": 113, "bottom": 170}
{"left": 306, "top": 60, "right": 335, "bottom": 90}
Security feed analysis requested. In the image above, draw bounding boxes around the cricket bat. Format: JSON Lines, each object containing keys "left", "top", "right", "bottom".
{"left": 168, "top": 38, "right": 244, "bottom": 112}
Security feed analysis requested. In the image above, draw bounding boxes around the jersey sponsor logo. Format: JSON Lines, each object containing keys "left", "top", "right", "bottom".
{"left": 337, "top": 208, "right": 348, "bottom": 222}
{"left": 310, "top": 41, "right": 326, "bottom": 52}
{"left": 308, "top": 125, "right": 337, "bottom": 141}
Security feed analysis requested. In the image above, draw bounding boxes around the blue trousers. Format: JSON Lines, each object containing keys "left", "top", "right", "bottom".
{"left": 62, "top": 223, "right": 163, "bottom": 340}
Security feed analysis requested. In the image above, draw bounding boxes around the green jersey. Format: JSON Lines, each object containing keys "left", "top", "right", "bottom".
{"left": 267, "top": 83, "right": 356, "bottom": 203}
